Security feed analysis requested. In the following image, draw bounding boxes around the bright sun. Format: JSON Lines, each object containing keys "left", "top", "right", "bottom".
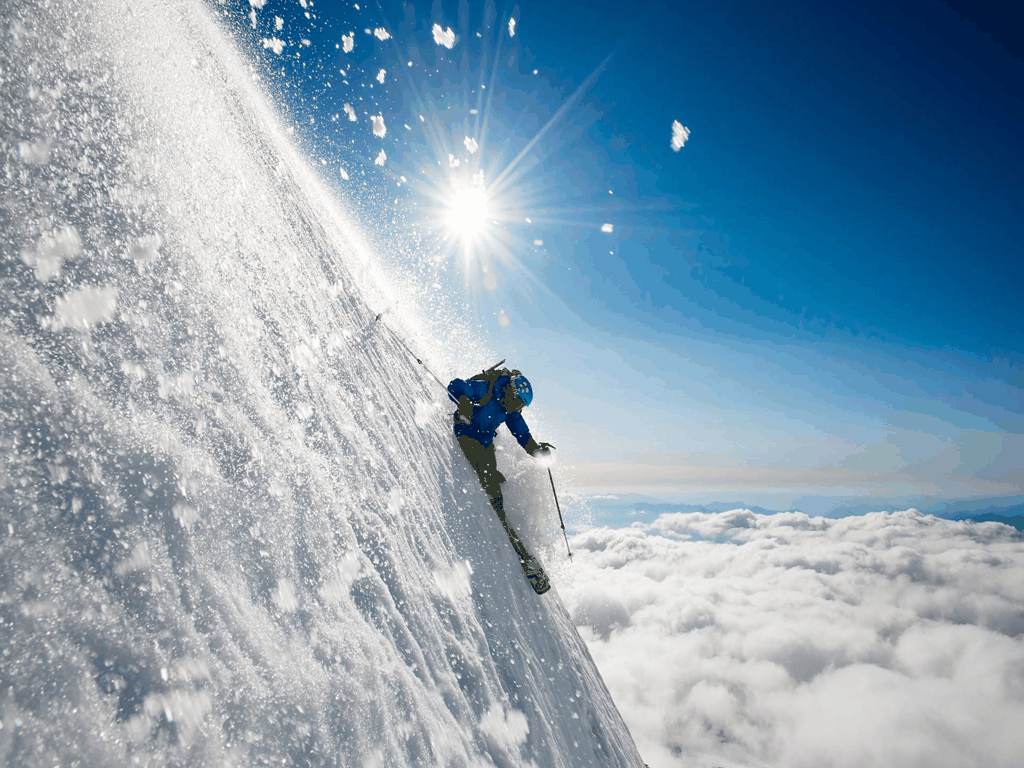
{"left": 444, "top": 185, "right": 490, "bottom": 240}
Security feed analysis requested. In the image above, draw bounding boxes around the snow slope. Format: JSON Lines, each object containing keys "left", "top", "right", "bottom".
{"left": 0, "top": 0, "right": 645, "bottom": 765}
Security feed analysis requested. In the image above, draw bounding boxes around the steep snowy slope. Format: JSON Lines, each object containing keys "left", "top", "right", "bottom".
{"left": 0, "top": 0, "right": 646, "bottom": 765}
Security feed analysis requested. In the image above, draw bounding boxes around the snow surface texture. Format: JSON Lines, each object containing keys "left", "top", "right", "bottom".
{"left": 563, "top": 509, "right": 1024, "bottom": 768}
{"left": 0, "top": 1, "right": 645, "bottom": 766}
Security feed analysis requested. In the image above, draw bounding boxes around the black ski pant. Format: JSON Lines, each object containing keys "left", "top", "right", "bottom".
{"left": 456, "top": 435, "right": 534, "bottom": 563}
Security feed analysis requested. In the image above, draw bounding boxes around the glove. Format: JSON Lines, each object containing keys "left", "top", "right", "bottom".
{"left": 530, "top": 441, "right": 555, "bottom": 458}
{"left": 457, "top": 395, "right": 474, "bottom": 424}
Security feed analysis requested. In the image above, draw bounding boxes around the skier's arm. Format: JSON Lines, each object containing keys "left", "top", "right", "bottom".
{"left": 506, "top": 412, "right": 535, "bottom": 451}
{"left": 447, "top": 378, "right": 489, "bottom": 404}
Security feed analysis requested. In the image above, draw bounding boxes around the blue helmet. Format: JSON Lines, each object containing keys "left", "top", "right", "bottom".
{"left": 510, "top": 374, "right": 533, "bottom": 407}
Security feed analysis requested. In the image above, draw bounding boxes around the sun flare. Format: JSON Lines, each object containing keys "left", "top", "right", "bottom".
{"left": 444, "top": 184, "right": 490, "bottom": 240}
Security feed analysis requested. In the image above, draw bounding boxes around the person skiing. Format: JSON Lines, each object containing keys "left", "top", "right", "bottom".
{"left": 447, "top": 364, "right": 554, "bottom": 593}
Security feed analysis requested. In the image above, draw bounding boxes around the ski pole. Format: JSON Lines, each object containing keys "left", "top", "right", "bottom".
{"left": 374, "top": 313, "right": 448, "bottom": 391}
{"left": 548, "top": 468, "right": 572, "bottom": 560}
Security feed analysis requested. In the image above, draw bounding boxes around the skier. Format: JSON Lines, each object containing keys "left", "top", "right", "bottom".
{"left": 447, "top": 365, "right": 554, "bottom": 593}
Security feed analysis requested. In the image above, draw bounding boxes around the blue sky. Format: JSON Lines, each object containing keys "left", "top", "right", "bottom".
{"left": 231, "top": 0, "right": 1023, "bottom": 512}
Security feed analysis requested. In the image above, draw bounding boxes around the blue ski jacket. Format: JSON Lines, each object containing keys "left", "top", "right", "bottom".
{"left": 447, "top": 375, "right": 533, "bottom": 449}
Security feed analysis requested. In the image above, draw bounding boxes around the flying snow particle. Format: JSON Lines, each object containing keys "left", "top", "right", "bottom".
{"left": 128, "top": 234, "right": 162, "bottom": 268}
{"left": 509, "top": 18, "right": 516, "bottom": 37}
{"left": 339, "top": 167, "right": 349, "bottom": 180}
{"left": 376, "top": 68, "right": 386, "bottom": 84}
{"left": 601, "top": 223, "right": 614, "bottom": 233}
{"left": 448, "top": 154, "right": 460, "bottom": 168}
{"left": 480, "top": 705, "right": 530, "bottom": 755}
{"left": 375, "top": 150, "right": 387, "bottom": 166}
{"left": 274, "top": 16, "right": 283, "bottom": 30}
{"left": 464, "top": 136, "right": 478, "bottom": 154}
{"left": 342, "top": 32, "right": 354, "bottom": 52}
{"left": 373, "top": 27, "right": 391, "bottom": 40}
{"left": 433, "top": 560, "right": 474, "bottom": 601}
{"left": 18, "top": 138, "right": 50, "bottom": 164}
{"left": 343, "top": 103, "right": 357, "bottom": 122}
{"left": 173, "top": 503, "right": 200, "bottom": 532}
{"left": 371, "top": 114, "right": 386, "bottom": 137}
{"left": 114, "top": 541, "right": 152, "bottom": 576}
{"left": 248, "top": 0, "right": 266, "bottom": 8}
{"left": 533, "top": 239, "right": 543, "bottom": 246}
{"left": 671, "top": 120, "right": 690, "bottom": 151}
{"left": 271, "top": 579, "right": 299, "bottom": 613}
{"left": 48, "top": 285, "right": 118, "bottom": 331}
{"left": 20, "top": 225, "right": 82, "bottom": 282}
{"left": 432, "top": 23, "right": 455, "bottom": 48}
{"left": 262, "top": 37, "right": 285, "bottom": 55}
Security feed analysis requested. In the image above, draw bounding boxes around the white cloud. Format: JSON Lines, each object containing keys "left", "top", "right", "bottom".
{"left": 671, "top": 120, "right": 690, "bottom": 151}
{"left": 373, "top": 27, "right": 391, "bottom": 41}
{"left": 563, "top": 510, "right": 1024, "bottom": 768}
{"left": 371, "top": 114, "right": 386, "bottom": 138}
{"left": 432, "top": 23, "right": 455, "bottom": 49}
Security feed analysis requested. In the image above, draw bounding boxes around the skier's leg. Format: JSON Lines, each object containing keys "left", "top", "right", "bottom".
{"left": 456, "top": 436, "right": 533, "bottom": 561}
{"left": 488, "top": 494, "right": 536, "bottom": 564}
{"left": 456, "top": 435, "right": 504, "bottom": 498}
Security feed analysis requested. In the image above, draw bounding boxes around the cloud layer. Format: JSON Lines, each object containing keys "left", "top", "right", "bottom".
{"left": 562, "top": 510, "right": 1024, "bottom": 768}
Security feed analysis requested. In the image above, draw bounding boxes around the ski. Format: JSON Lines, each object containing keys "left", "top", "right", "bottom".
{"left": 522, "top": 557, "right": 551, "bottom": 595}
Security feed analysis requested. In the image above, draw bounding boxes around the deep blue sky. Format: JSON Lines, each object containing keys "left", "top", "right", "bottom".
{"left": 226, "top": 0, "right": 1023, "bottom": 511}
{"left": 517, "top": 0, "right": 1024, "bottom": 354}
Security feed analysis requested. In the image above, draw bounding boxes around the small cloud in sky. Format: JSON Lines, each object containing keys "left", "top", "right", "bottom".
{"left": 509, "top": 18, "right": 516, "bottom": 37}
{"left": 261, "top": 37, "right": 285, "bottom": 55}
{"left": 564, "top": 509, "right": 1024, "bottom": 768}
{"left": 343, "top": 103, "right": 356, "bottom": 122}
{"left": 671, "top": 120, "right": 690, "bottom": 151}
{"left": 373, "top": 27, "right": 391, "bottom": 41}
{"left": 341, "top": 32, "right": 354, "bottom": 53}
{"left": 374, "top": 149, "right": 386, "bottom": 166}
{"left": 601, "top": 223, "right": 614, "bottom": 233}
{"left": 463, "top": 136, "right": 478, "bottom": 154}
{"left": 376, "top": 68, "right": 386, "bottom": 84}
{"left": 370, "top": 114, "right": 386, "bottom": 138}
{"left": 432, "top": 23, "right": 455, "bottom": 49}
